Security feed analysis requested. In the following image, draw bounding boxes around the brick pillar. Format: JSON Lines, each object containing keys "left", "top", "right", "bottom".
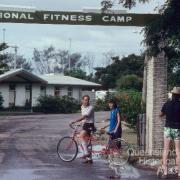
{"left": 145, "top": 52, "right": 167, "bottom": 155}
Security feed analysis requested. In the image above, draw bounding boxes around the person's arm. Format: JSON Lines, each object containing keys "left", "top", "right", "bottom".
{"left": 101, "top": 124, "right": 109, "bottom": 130}
{"left": 159, "top": 103, "right": 166, "bottom": 119}
{"left": 114, "top": 112, "right": 121, "bottom": 133}
{"left": 72, "top": 116, "right": 86, "bottom": 124}
{"left": 159, "top": 112, "right": 165, "bottom": 118}
{"left": 71, "top": 106, "right": 86, "bottom": 124}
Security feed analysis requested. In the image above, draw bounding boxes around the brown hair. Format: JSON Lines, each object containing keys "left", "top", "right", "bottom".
{"left": 108, "top": 99, "right": 118, "bottom": 108}
{"left": 82, "top": 95, "right": 90, "bottom": 101}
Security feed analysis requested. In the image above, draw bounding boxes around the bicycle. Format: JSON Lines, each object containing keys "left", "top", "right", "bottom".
{"left": 57, "top": 123, "right": 132, "bottom": 166}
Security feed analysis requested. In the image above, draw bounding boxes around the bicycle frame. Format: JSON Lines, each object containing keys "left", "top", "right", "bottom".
{"left": 70, "top": 124, "right": 121, "bottom": 156}
{"left": 57, "top": 123, "right": 131, "bottom": 166}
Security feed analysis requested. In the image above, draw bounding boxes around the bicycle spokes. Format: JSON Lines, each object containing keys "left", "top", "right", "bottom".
{"left": 109, "top": 138, "right": 130, "bottom": 166}
{"left": 57, "top": 136, "right": 78, "bottom": 162}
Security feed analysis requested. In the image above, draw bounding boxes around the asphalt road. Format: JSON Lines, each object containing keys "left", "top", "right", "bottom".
{"left": 0, "top": 112, "right": 157, "bottom": 180}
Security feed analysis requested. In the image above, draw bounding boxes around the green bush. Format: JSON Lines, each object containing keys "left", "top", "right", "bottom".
{"left": 114, "top": 90, "right": 144, "bottom": 129}
{"left": 0, "top": 92, "right": 4, "bottom": 109}
{"left": 33, "top": 95, "right": 80, "bottom": 114}
{"left": 2, "top": 106, "right": 31, "bottom": 111}
{"left": 60, "top": 96, "right": 80, "bottom": 113}
{"left": 95, "top": 98, "right": 109, "bottom": 111}
{"left": 116, "top": 74, "right": 143, "bottom": 91}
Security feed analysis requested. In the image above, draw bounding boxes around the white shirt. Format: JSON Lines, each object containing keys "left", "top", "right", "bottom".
{"left": 81, "top": 105, "right": 94, "bottom": 124}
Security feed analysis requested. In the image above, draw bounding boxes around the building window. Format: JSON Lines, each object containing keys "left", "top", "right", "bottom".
{"left": 68, "top": 87, "right": 73, "bottom": 97}
{"left": 25, "top": 84, "right": 31, "bottom": 106}
{"left": 40, "top": 86, "right": 46, "bottom": 96}
{"left": 54, "top": 86, "right": 60, "bottom": 97}
{"left": 9, "top": 84, "right": 16, "bottom": 106}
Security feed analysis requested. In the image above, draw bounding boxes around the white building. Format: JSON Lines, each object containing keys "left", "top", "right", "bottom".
{"left": 0, "top": 69, "right": 101, "bottom": 108}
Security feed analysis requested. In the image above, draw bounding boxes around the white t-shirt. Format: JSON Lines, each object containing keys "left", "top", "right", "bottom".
{"left": 81, "top": 105, "right": 94, "bottom": 124}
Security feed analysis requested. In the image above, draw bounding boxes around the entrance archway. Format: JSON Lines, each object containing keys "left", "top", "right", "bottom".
{"left": 0, "top": 8, "right": 166, "bottom": 154}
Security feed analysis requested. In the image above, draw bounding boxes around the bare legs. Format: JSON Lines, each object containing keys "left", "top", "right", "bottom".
{"left": 162, "top": 138, "right": 180, "bottom": 177}
{"left": 79, "top": 130, "right": 89, "bottom": 155}
{"left": 175, "top": 140, "right": 180, "bottom": 176}
{"left": 162, "top": 138, "right": 171, "bottom": 175}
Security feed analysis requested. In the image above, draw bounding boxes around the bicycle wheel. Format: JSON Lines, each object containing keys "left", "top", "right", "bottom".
{"left": 57, "top": 136, "right": 78, "bottom": 162}
{"left": 108, "top": 138, "right": 131, "bottom": 166}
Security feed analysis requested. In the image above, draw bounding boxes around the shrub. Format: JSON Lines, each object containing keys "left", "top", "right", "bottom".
{"left": 116, "top": 74, "right": 143, "bottom": 91}
{"left": 60, "top": 96, "right": 80, "bottom": 113}
{"left": 2, "top": 106, "right": 31, "bottom": 111}
{"left": 95, "top": 98, "right": 109, "bottom": 111}
{"left": 33, "top": 95, "right": 80, "bottom": 114}
{"left": 113, "top": 90, "right": 144, "bottom": 129}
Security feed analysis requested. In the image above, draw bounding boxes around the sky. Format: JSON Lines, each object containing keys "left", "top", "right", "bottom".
{"left": 0, "top": 0, "right": 164, "bottom": 67}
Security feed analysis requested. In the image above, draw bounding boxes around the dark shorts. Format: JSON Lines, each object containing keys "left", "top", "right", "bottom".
{"left": 82, "top": 123, "right": 96, "bottom": 135}
{"left": 108, "top": 128, "right": 122, "bottom": 147}
{"left": 111, "top": 128, "right": 122, "bottom": 140}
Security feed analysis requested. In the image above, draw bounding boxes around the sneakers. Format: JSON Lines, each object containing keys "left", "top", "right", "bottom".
{"left": 83, "top": 158, "right": 93, "bottom": 164}
{"left": 80, "top": 153, "right": 91, "bottom": 159}
{"left": 81, "top": 154, "right": 93, "bottom": 163}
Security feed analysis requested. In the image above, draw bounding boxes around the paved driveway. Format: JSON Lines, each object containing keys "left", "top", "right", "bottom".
{"left": 0, "top": 112, "right": 156, "bottom": 180}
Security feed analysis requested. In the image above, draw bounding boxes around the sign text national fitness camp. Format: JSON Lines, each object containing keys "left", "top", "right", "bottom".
{"left": 0, "top": 10, "right": 159, "bottom": 26}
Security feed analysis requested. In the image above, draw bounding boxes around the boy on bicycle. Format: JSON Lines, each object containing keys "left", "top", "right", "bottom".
{"left": 71, "top": 95, "right": 95, "bottom": 163}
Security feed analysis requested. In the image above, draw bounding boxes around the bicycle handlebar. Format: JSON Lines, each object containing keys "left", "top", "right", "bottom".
{"left": 69, "top": 123, "right": 75, "bottom": 129}
{"left": 69, "top": 123, "right": 113, "bottom": 136}
{"left": 69, "top": 123, "right": 82, "bottom": 130}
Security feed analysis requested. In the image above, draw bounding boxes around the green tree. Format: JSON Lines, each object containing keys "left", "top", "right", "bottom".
{"left": 116, "top": 74, "right": 143, "bottom": 91}
{"left": 143, "top": 0, "right": 180, "bottom": 56}
{"left": 105, "top": 0, "right": 180, "bottom": 58}
{"left": 167, "top": 55, "right": 180, "bottom": 88}
{"left": 95, "top": 54, "right": 144, "bottom": 89}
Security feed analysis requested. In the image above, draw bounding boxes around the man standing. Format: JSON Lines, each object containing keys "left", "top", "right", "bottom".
{"left": 159, "top": 87, "right": 180, "bottom": 178}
